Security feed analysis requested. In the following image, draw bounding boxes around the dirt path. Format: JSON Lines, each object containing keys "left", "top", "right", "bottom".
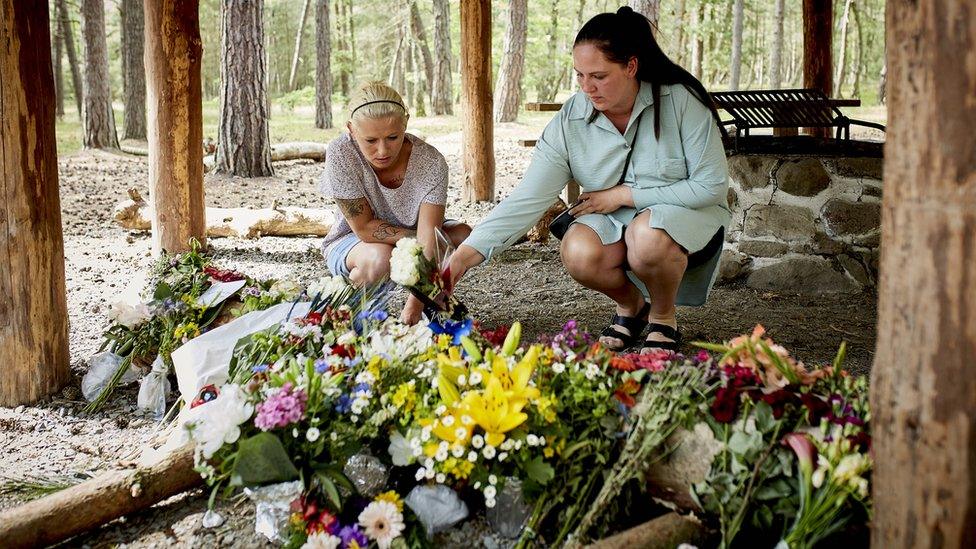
{"left": 0, "top": 128, "right": 876, "bottom": 546}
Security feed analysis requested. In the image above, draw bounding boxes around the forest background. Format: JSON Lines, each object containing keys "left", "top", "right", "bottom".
{"left": 49, "top": 0, "right": 887, "bottom": 156}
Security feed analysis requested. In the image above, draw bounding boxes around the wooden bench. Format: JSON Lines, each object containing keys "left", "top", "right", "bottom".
{"left": 710, "top": 88, "right": 885, "bottom": 149}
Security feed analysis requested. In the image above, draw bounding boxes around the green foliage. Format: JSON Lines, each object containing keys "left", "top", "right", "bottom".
{"left": 231, "top": 432, "right": 301, "bottom": 486}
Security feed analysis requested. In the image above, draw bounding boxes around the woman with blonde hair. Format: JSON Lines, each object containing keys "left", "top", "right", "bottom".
{"left": 319, "top": 81, "right": 470, "bottom": 324}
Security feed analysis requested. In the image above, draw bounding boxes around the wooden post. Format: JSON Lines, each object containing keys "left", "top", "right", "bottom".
{"left": 144, "top": 0, "right": 206, "bottom": 255}
{"left": 871, "top": 0, "right": 976, "bottom": 546}
{"left": 459, "top": 0, "right": 495, "bottom": 202}
{"left": 802, "top": 0, "right": 831, "bottom": 137}
{"left": 0, "top": 0, "right": 70, "bottom": 406}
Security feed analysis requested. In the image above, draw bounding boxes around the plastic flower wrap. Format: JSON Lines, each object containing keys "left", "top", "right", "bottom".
{"left": 388, "top": 229, "right": 468, "bottom": 321}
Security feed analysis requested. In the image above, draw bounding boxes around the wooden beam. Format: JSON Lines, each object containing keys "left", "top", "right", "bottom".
{"left": 144, "top": 0, "right": 206, "bottom": 255}
{"left": 871, "top": 0, "right": 976, "bottom": 546}
{"left": 459, "top": 0, "right": 494, "bottom": 202}
{"left": 0, "top": 445, "right": 201, "bottom": 549}
{"left": 525, "top": 102, "right": 563, "bottom": 112}
{"left": 802, "top": 0, "right": 832, "bottom": 137}
{"left": 0, "top": 0, "right": 70, "bottom": 406}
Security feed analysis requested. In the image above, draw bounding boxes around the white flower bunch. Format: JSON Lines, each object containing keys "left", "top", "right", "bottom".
{"left": 359, "top": 500, "right": 405, "bottom": 549}
{"left": 306, "top": 275, "right": 348, "bottom": 301}
{"left": 389, "top": 238, "right": 424, "bottom": 286}
{"left": 269, "top": 278, "right": 302, "bottom": 301}
{"left": 185, "top": 384, "right": 254, "bottom": 459}
{"left": 108, "top": 299, "right": 152, "bottom": 329}
{"left": 280, "top": 320, "right": 323, "bottom": 341}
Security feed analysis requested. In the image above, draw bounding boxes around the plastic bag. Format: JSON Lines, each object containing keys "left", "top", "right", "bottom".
{"left": 244, "top": 480, "right": 304, "bottom": 542}
{"left": 81, "top": 352, "right": 140, "bottom": 402}
{"left": 404, "top": 484, "right": 469, "bottom": 536}
{"left": 137, "top": 355, "right": 171, "bottom": 420}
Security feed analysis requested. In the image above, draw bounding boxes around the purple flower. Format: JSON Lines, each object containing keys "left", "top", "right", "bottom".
{"left": 254, "top": 383, "right": 308, "bottom": 430}
{"left": 338, "top": 524, "right": 369, "bottom": 548}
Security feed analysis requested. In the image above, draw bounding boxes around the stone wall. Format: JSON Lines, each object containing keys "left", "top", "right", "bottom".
{"left": 719, "top": 155, "right": 883, "bottom": 294}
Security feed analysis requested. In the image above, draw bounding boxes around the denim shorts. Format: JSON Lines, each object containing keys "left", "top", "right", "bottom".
{"left": 324, "top": 232, "right": 361, "bottom": 277}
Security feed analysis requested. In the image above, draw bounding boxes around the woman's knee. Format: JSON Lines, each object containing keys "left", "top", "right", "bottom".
{"left": 627, "top": 227, "right": 686, "bottom": 273}
{"left": 350, "top": 244, "right": 393, "bottom": 284}
{"left": 444, "top": 221, "right": 472, "bottom": 247}
{"left": 560, "top": 227, "right": 621, "bottom": 278}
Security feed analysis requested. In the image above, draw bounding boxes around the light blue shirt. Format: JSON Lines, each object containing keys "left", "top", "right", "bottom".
{"left": 465, "top": 81, "right": 731, "bottom": 306}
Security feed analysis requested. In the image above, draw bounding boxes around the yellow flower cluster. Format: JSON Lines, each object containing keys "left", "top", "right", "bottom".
{"left": 374, "top": 490, "right": 404, "bottom": 512}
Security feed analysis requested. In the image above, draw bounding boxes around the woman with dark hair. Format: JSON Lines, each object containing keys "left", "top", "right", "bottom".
{"left": 448, "top": 6, "right": 730, "bottom": 354}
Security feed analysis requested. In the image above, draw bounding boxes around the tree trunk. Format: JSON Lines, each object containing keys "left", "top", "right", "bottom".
{"left": 81, "top": 0, "right": 119, "bottom": 149}
{"left": 332, "top": 0, "right": 347, "bottom": 97}
{"left": 673, "top": 0, "right": 686, "bottom": 65}
{"left": 833, "top": 0, "right": 854, "bottom": 98}
{"left": 215, "top": 0, "right": 273, "bottom": 178}
{"left": 57, "top": 0, "right": 83, "bottom": 120}
{"left": 850, "top": 0, "right": 862, "bottom": 97}
{"left": 315, "top": 0, "right": 333, "bottom": 129}
{"left": 802, "top": 0, "right": 831, "bottom": 136}
{"left": 345, "top": 0, "right": 355, "bottom": 86}
{"left": 729, "top": 0, "right": 744, "bottom": 90}
{"left": 871, "top": 0, "right": 976, "bottom": 546}
{"left": 0, "top": 445, "right": 200, "bottom": 549}
{"left": 878, "top": 57, "right": 886, "bottom": 105}
{"left": 52, "top": 2, "right": 65, "bottom": 119}
{"left": 120, "top": 0, "right": 146, "bottom": 140}
{"left": 770, "top": 0, "right": 785, "bottom": 88}
{"left": 144, "top": 0, "right": 206, "bottom": 255}
{"left": 409, "top": 1, "right": 434, "bottom": 107}
{"left": 0, "top": 0, "right": 70, "bottom": 407}
{"left": 389, "top": 35, "right": 405, "bottom": 95}
{"left": 288, "top": 0, "right": 312, "bottom": 91}
{"left": 410, "top": 36, "right": 427, "bottom": 116}
{"left": 493, "top": 0, "right": 527, "bottom": 123}
{"left": 628, "top": 0, "right": 659, "bottom": 29}
{"left": 403, "top": 25, "right": 415, "bottom": 108}
{"left": 459, "top": 0, "right": 494, "bottom": 202}
{"left": 691, "top": 3, "right": 703, "bottom": 80}
{"left": 536, "top": 0, "right": 560, "bottom": 102}
{"left": 431, "top": 0, "right": 452, "bottom": 114}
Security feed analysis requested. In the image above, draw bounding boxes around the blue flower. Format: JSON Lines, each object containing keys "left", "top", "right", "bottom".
{"left": 335, "top": 394, "right": 353, "bottom": 414}
{"left": 252, "top": 364, "right": 269, "bottom": 374}
{"left": 429, "top": 317, "right": 474, "bottom": 346}
{"left": 343, "top": 356, "right": 361, "bottom": 368}
{"left": 313, "top": 359, "right": 330, "bottom": 374}
{"left": 353, "top": 309, "right": 390, "bottom": 334}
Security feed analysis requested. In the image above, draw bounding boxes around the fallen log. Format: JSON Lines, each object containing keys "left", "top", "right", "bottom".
{"left": 585, "top": 512, "right": 707, "bottom": 549}
{"left": 114, "top": 189, "right": 336, "bottom": 238}
{"left": 0, "top": 445, "right": 201, "bottom": 549}
{"left": 203, "top": 141, "right": 327, "bottom": 171}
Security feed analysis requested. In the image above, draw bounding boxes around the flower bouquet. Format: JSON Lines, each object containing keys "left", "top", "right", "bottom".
{"left": 389, "top": 230, "right": 467, "bottom": 322}
{"left": 89, "top": 242, "right": 303, "bottom": 413}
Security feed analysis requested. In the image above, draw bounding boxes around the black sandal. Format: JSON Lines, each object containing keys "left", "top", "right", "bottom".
{"left": 599, "top": 302, "right": 651, "bottom": 352}
{"left": 640, "top": 323, "right": 682, "bottom": 354}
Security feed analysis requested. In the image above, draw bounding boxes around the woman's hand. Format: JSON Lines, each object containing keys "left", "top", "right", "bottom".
{"left": 570, "top": 185, "right": 634, "bottom": 216}
{"left": 446, "top": 244, "right": 485, "bottom": 287}
{"left": 401, "top": 294, "right": 424, "bottom": 325}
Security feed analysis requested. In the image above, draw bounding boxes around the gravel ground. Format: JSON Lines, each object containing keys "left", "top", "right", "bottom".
{"left": 0, "top": 124, "right": 877, "bottom": 547}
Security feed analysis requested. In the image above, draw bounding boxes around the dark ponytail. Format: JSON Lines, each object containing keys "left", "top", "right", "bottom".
{"left": 574, "top": 6, "right": 724, "bottom": 139}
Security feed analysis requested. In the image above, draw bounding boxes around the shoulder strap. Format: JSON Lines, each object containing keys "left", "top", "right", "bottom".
{"left": 619, "top": 109, "right": 645, "bottom": 183}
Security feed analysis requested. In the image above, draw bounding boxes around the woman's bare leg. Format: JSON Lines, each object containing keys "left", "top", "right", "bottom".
{"left": 560, "top": 223, "right": 646, "bottom": 349}
{"left": 345, "top": 242, "right": 395, "bottom": 286}
{"left": 624, "top": 210, "right": 687, "bottom": 349}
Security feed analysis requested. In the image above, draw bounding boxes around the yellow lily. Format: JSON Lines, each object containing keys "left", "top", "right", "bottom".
{"left": 490, "top": 345, "right": 541, "bottom": 410}
{"left": 437, "top": 347, "right": 468, "bottom": 405}
{"left": 431, "top": 410, "right": 474, "bottom": 444}
{"left": 464, "top": 376, "right": 527, "bottom": 447}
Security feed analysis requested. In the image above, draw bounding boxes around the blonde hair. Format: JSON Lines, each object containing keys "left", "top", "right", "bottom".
{"left": 348, "top": 81, "right": 409, "bottom": 125}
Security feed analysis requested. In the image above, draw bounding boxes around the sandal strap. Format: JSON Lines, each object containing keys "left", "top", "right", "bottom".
{"left": 646, "top": 323, "right": 681, "bottom": 343}
{"left": 641, "top": 339, "right": 681, "bottom": 353}
{"left": 606, "top": 302, "right": 651, "bottom": 335}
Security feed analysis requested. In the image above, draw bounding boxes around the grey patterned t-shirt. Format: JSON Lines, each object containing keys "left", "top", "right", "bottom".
{"left": 319, "top": 132, "right": 449, "bottom": 252}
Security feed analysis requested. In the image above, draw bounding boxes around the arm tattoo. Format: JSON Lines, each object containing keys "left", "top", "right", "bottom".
{"left": 372, "top": 223, "right": 402, "bottom": 241}
{"left": 335, "top": 198, "right": 366, "bottom": 219}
